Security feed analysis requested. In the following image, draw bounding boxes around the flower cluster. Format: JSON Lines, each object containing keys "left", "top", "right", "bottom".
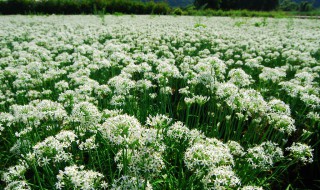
{"left": 55, "top": 165, "right": 106, "bottom": 190}
{"left": 286, "top": 143, "right": 313, "bottom": 164}
{"left": 246, "top": 141, "right": 284, "bottom": 171}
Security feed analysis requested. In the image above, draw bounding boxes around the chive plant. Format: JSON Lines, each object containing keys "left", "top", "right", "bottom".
{"left": 0, "top": 15, "right": 319, "bottom": 189}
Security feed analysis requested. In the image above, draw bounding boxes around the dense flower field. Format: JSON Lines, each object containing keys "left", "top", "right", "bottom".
{"left": 0, "top": 15, "right": 319, "bottom": 189}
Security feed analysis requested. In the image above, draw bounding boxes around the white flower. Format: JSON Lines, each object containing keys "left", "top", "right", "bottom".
{"left": 268, "top": 99, "right": 291, "bottom": 115}
{"left": 31, "top": 130, "right": 77, "bottom": 165}
{"left": 307, "top": 111, "right": 320, "bottom": 122}
{"left": 111, "top": 175, "right": 153, "bottom": 190}
{"left": 240, "top": 185, "right": 264, "bottom": 190}
{"left": 99, "top": 114, "right": 143, "bottom": 146}
{"left": 184, "top": 138, "right": 234, "bottom": 172}
{"left": 79, "top": 135, "right": 99, "bottom": 150}
{"left": 267, "top": 113, "right": 296, "bottom": 135}
{"left": 2, "top": 161, "right": 29, "bottom": 183}
{"left": 146, "top": 114, "right": 172, "bottom": 129}
{"left": 193, "top": 95, "right": 210, "bottom": 106}
{"left": 227, "top": 141, "right": 245, "bottom": 157}
{"left": 228, "top": 68, "right": 253, "bottom": 87}
{"left": 166, "top": 121, "right": 190, "bottom": 141}
{"left": 300, "top": 93, "right": 320, "bottom": 109}
{"left": 246, "top": 141, "right": 284, "bottom": 170}
{"left": 70, "top": 101, "right": 101, "bottom": 131}
{"left": 286, "top": 143, "right": 313, "bottom": 164}
{"left": 4, "top": 180, "right": 31, "bottom": 190}
{"left": 115, "top": 147, "right": 165, "bottom": 176}
{"left": 259, "top": 67, "right": 286, "bottom": 83}
{"left": 55, "top": 80, "right": 69, "bottom": 92}
{"left": 201, "top": 166, "right": 241, "bottom": 189}
{"left": 108, "top": 75, "right": 136, "bottom": 95}
{"left": 56, "top": 165, "right": 105, "bottom": 190}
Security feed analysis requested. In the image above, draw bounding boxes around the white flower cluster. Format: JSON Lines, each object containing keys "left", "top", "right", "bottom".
{"left": 267, "top": 113, "right": 296, "bottom": 135}
{"left": 246, "top": 141, "right": 284, "bottom": 171}
{"left": 185, "top": 138, "right": 235, "bottom": 171}
{"left": 227, "top": 140, "right": 245, "bottom": 157}
{"left": 70, "top": 101, "right": 102, "bottom": 132}
{"left": 99, "top": 114, "right": 143, "bottom": 146}
{"left": 10, "top": 100, "right": 67, "bottom": 127}
{"left": 55, "top": 165, "right": 106, "bottom": 190}
{"left": 228, "top": 68, "right": 253, "bottom": 87}
{"left": 184, "top": 138, "right": 240, "bottom": 189}
{"left": 259, "top": 66, "right": 286, "bottom": 83}
{"left": 307, "top": 111, "right": 320, "bottom": 122}
{"left": 4, "top": 180, "right": 31, "bottom": 190}
{"left": 111, "top": 175, "right": 152, "bottom": 190}
{"left": 30, "top": 130, "right": 77, "bottom": 165}
{"left": 166, "top": 121, "right": 204, "bottom": 144}
{"left": 146, "top": 114, "right": 172, "bottom": 129}
{"left": 79, "top": 135, "right": 98, "bottom": 150}
{"left": 114, "top": 146, "right": 165, "bottom": 177}
{"left": 280, "top": 71, "right": 319, "bottom": 106}
{"left": 2, "top": 161, "right": 29, "bottom": 184}
{"left": 216, "top": 83, "right": 269, "bottom": 117}
{"left": 201, "top": 166, "right": 241, "bottom": 189}
{"left": 286, "top": 143, "right": 313, "bottom": 164}
{"left": 240, "top": 185, "right": 264, "bottom": 190}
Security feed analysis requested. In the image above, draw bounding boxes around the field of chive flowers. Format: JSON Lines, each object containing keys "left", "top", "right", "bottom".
{"left": 0, "top": 15, "right": 319, "bottom": 190}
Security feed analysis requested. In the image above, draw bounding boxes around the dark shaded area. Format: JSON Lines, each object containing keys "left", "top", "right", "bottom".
{"left": 0, "top": 0, "right": 171, "bottom": 15}
{"left": 194, "top": 0, "right": 280, "bottom": 11}
{"left": 143, "top": 0, "right": 194, "bottom": 7}
{"left": 0, "top": 0, "right": 319, "bottom": 15}
{"left": 294, "top": 0, "right": 320, "bottom": 7}
{"left": 193, "top": 0, "right": 320, "bottom": 11}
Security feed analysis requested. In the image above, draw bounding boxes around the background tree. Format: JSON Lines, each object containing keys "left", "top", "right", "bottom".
{"left": 280, "top": 0, "right": 299, "bottom": 11}
{"left": 299, "top": 1, "right": 314, "bottom": 11}
{"left": 220, "top": 0, "right": 240, "bottom": 10}
{"left": 194, "top": 0, "right": 279, "bottom": 11}
{"left": 194, "top": 0, "right": 222, "bottom": 9}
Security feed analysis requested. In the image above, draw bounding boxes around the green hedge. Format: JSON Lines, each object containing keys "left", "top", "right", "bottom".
{"left": 0, "top": 0, "right": 171, "bottom": 14}
{"left": 0, "top": 0, "right": 319, "bottom": 17}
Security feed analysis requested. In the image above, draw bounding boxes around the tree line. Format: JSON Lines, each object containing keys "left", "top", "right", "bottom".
{"left": 0, "top": 0, "right": 317, "bottom": 15}
{"left": 195, "top": 0, "right": 281, "bottom": 11}
{"left": 194, "top": 0, "right": 316, "bottom": 11}
{"left": 0, "top": 0, "right": 171, "bottom": 15}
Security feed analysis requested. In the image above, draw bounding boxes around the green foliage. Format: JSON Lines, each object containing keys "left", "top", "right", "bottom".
{"left": 193, "top": 16, "right": 207, "bottom": 28}
{"left": 194, "top": 0, "right": 279, "bottom": 11}
{"left": 172, "top": 8, "right": 183, "bottom": 15}
{"left": 113, "top": 12, "right": 124, "bottom": 16}
{"left": 279, "top": 0, "right": 317, "bottom": 12}
{"left": 254, "top": 17, "right": 268, "bottom": 27}
{"left": 234, "top": 20, "right": 247, "bottom": 27}
{"left": 194, "top": 23, "right": 207, "bottom": 28}
{"left": 299, "top": 1, "right": 314, "bottom": 11}
{"left": 286, "top": 17, "right": 294, "bottom": 30}
{"left": 186, "top": 9, "right": 288, "bottom": 18}
{"left": 0, "top": 0, "right": 171, "bottom": 15}
{"left": 280, "top": 0, "right": 299, "bottom": 11}
{"left": 194, "top": 0, "right": 222, "bottom": 9}
{"left": 0, "top": 0, "right": 319, "bottom": 16}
